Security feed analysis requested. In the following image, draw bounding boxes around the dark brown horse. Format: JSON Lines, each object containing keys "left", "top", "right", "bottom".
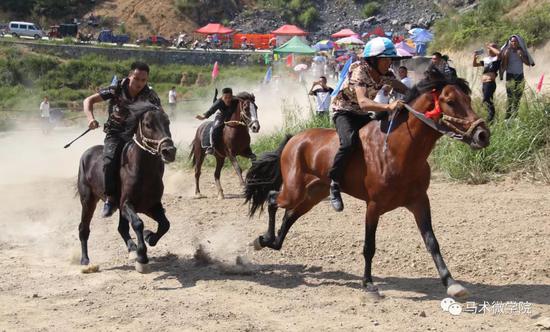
{"left": 78, "top": 104, "right": 176, "bottom": 273}
{"left": 191, "top": 92, "right": 259, "bottom": 199}
{"left": 245, "top": 72, "right": 490, "bottom": 299}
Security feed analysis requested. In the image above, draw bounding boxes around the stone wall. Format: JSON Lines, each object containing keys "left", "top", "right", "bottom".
{"left": 0, "top": 39, "right": 268, "bottom": 66}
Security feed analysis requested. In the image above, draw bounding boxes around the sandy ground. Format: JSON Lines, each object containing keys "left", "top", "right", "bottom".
{"left": 0, "top": 124, "right": 549, "bottom": 331}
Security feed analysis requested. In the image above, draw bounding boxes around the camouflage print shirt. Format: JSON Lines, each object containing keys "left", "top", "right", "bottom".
{"left": 331, "top": 60, "right": 396, "bottom": 114}
{"left": 99, "top": 78, "right": 161, "bottom": 137}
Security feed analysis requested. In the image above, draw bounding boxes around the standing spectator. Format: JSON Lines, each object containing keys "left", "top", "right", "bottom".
{"left": 473, "top": 43, "right": 501, "bottom": 123}
{"left": 309, "top": 76, "right": 334, "bottom": 116}
{"left": 40, "top": 96, "right": 50, "bottom": 121}
{"left": 428, "top": 52, "right": 453, "bottom": 78}
{"left": 499, "top": 35, "right": 535, "bottom": 119}
{"left": 168, "top": 86, "right": 177, "bottom": 117}
{"left": 40, "top": 96, "right": 51, "bottom": 134}
{"left": 398, "top": 66, "right": 413, "bottom": 89}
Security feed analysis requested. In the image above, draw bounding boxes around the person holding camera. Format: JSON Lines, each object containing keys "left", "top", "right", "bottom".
{"left": 309, "top": 76, "right": 334, "bottom": 116}
{"left": 473, "top": 43, "right": 501, "bottom": 123}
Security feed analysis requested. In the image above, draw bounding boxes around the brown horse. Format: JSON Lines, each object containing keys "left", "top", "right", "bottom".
{"left": 77, "top": 104, "right": 176, "bottom": 273}
{"left": 190, "top": 92, "right": 259, "bottom": 199}
{"left": 245, "top": 72, "right": 490, "bottom": 299}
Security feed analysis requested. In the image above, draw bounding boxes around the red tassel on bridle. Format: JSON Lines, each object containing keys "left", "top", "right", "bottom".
{"left": 425, "top": 89, "right": 442, "bottom": 120}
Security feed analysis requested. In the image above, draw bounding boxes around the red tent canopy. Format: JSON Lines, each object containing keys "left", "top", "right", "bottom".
{"left": 195, "top": 23, "right": 234, "bottom": 34}
{"left": 271, "top": 24, "right": 308, "bottom": 36}
{"left": 331, "top": 28, "right": 356, "bottom": 38}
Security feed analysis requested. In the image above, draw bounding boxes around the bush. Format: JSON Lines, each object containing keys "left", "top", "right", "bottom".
{"left": 432, "top": 1, "right": 550, "bottom": 49}
{"left": 298, "top": 7, "right": 319, "bottom": 29}
{"left": 363, "top": 2, "right": 380, "bottom": 18}
{"left": 432, "top": 93, "right": 550, "bottom": 183}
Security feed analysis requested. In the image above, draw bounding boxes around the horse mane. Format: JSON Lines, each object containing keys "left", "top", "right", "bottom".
{"left": 235, "top": 91, "right": 255, "bottom": 102}
{"left": 121, "top": 101, "right": 162, "bottom": 138}
{"left": 404, "top": 68, "right": 471, "bottom": 104}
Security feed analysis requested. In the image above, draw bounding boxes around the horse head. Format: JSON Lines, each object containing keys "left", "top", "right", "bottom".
{"left": 127, "top": 102, "right": 177, "bottom": 163}
{"left": 406, "top": 70, "right": 490, "bottom": 149}
{"left": 236, "top": 92, "right": 260, "bottom": 133}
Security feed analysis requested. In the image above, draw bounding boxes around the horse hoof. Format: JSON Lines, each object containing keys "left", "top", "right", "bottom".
{"left": 194, "top": 193, "right": 206, "bottom": 199}
{"left": 250, "top": 237, "right": 263, "bottom": 251}
{"left": 80, "top": 257, "right": 90, "bottom": 266}
{"left": 217, "top": 194, "right": 225, "bottom": 200}
{"left": 128, "top": 251, "right": 138, "bottom": 260}
{"left": 363, "top": 282, "right": 384, "bottom": 301}
{"left": 135, "top": 261, "right": 151, "bottom": 274}
{"left": 447, "top": 283, "right": 470, "bottom": 300}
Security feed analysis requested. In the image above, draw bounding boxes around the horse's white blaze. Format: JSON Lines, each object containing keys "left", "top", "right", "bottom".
{"left": 249, "top": 103, "right": 258, "bottom": 122}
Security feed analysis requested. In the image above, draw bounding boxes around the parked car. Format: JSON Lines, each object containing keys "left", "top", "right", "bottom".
{"left": 97, "top": 29, "right": 129, "bottom": 46}
{"left": 136, "top": 35, "right": 171, "bottom": 47}
{"left": 8, "top": 21, "right": 45, "bottom": 39}
{"left": 48, "top": 24, "right": 78, "bottom": 39}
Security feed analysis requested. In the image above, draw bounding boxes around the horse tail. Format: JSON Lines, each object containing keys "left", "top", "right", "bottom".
{"left": 244, "top": 134, "right": 292, "bottom": 217}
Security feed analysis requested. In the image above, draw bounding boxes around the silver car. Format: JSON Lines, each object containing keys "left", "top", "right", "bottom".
{"left": 8, "top": 21, "right": 45, "bottom": 39}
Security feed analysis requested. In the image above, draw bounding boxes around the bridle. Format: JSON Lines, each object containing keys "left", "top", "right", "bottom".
{"left": 133, "top": 117, "right": 173, "bottom": 156}
{"left": 405, "top": 89, "right": 485, "bottom": 140}
{"left": 224, "top": 98, "right": 259, "bottom": 129}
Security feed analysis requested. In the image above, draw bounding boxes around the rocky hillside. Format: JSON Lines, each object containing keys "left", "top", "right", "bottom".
{"left": 1, "top": 0, "right": 476, "bottom": 40}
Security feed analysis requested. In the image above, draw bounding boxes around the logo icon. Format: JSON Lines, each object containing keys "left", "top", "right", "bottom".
{"left": 441, "top": 298, "right": 462, "bottom": 316}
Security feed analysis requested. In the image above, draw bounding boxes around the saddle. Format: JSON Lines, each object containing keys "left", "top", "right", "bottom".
{"left": 201, "top": 121, "right": 214, "bottom": 148}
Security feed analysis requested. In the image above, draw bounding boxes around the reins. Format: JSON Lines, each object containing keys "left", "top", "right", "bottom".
{"left": 133, "top": 119, "right": 173, "bottom": 156}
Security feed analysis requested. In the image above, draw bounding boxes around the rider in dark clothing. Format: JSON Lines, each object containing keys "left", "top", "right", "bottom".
{"left": 83, "top": 62, "right": 161, "bottom": 218}
{"left": 196, "top": 87, "right": 239, "bottom": 155}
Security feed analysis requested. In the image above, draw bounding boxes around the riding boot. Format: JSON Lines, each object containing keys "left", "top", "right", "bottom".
{"left": 206, "top": 127, "right": 215, "bottom": 155}
{"left": 101, "top": 197, "right": 117, "bottom": 218}
{"left": 329, "top": 180, "right": 344, "bottom": 212}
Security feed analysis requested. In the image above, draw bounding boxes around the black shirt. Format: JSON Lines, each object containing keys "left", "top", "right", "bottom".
{"left": 480, "top": 56, "right": 501, "bottom": 74}
{"left": 203, "top": 98, "right": 240, "bottom": 119}
{"left": 99, "top": 78, "right": 161, "bottom": 135}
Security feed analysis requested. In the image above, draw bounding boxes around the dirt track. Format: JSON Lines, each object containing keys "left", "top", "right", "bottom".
{"left": 1, "top": 156, "right": 549, "bottom": 331}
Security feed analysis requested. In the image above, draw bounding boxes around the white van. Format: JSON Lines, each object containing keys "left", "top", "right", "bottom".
{"left": 8, "top": 21, "right": 45, "bottom": 39}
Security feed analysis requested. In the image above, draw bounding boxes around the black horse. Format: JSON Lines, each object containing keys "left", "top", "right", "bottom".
{"left": 77, "top": 103, "right": 176, "bottom": 273}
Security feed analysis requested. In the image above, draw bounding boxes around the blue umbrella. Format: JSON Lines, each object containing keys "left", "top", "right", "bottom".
{"left": 312, "top": 55, "right": 326, "bottom": 62}
{"left": 410, "top": 29, "right": 433, "bottom": 43}
{"left": 313, "top": 40, "right": 334, "bottom": 51}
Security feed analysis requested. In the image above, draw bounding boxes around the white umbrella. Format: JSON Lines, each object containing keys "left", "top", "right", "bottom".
{"left": 335, "top": 36, "right": 365, "bottom": 45}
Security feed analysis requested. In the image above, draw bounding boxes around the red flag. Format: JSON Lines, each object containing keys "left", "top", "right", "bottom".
{"left": 536, "top": 74, "right": 544, "bottom": 93}
{"left": 211, "top": 61, "right": 219, "bottom": 81}
{"left": 285, "top": 54, "right": 293, "bottom": 67}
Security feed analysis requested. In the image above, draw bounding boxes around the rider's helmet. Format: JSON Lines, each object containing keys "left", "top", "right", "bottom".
{"left": 362, "top": 37, "right": 398, "bottom": 58}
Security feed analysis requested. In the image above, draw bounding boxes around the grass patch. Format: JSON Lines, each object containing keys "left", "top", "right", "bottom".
{"left": 432, "top": 0, "right": 550, "bottom": 49}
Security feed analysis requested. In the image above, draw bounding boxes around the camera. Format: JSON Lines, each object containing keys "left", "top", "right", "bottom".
{"left": 474, "top": 49, "right": 484, "bottom": 56}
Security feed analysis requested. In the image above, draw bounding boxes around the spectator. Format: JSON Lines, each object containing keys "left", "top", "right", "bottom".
{"left": 499, "top": 34, "right": 535, "bottom": 119}
{"left": 168, "top": 86, "right": 177, "bottom": 117}
{"left": 40, "top": 96, "right": 50, "bottom": 122}
{"left": 473, "top": 43, "right": 501, "bottom": 123}
{"left": 309, "top": 76, "right": 334, "bottom": 116}
{"left": 398, "top": 66, "right": 413, "bottom": 89}
{"left": 428, "top": 52, "right": 453, "bottom": 78}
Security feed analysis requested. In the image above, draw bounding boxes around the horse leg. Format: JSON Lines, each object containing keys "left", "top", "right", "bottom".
{"left": 228, "top": 154, "right": 245, "bottom": 186}
{"left": 194, "top": 141, "right": 206, "bottom": 198}
{"left": 261, "top": 180, "right": 327, "bottom": 251}
{"left": 117, "top": 213, "right": 137, "bottom": 253}
{"left": 79, "top": 194, "right": 98, "bottom": 266}
{"left": 407, "top": 194, "right": 470, "bottom": 299}
{"left": 252, "top": 190, "right": 279, "bottom": 250}
{"left": 214, "top": 156, "right": 225, "bottom": 199}
{"left": 362, "top": 203, "right": 381, "bottom": 296}
{"left": 143, "top": 202, "right": 170, "bottom": 247}
{"left": 122, "top": 202, "right": 149, "bottom": 273}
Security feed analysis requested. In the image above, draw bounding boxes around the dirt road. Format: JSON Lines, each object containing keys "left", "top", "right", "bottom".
{"left": 0, "top": 159, "right": 549, "bottom": 331}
